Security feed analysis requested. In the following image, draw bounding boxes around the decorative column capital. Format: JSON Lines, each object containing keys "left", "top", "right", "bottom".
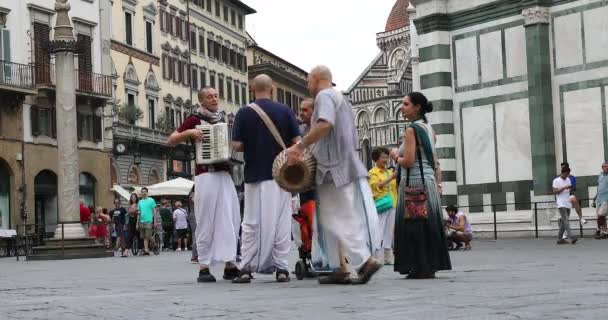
{"left": 53, "top": 0, "right": 75, "bottom": 43}
{"left": 522, "top": 6, "right": 550, "bottom": 26}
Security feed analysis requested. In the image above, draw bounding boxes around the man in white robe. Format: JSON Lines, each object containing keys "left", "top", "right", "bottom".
{"left": 287, "top": 66, "right": 382, "bottom": 285}
{"left": 231, "top": 74, "right": 301, "bottom": 283}
{"left": 167, "top": 87, "right": 241, "bottom": 283}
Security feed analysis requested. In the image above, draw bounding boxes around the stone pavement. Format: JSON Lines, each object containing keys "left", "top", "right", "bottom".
{"left": 1, "top": 238, "right": 608, "bottom": 320}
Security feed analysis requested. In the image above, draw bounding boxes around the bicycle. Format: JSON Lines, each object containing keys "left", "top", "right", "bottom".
{"left": 131, "top": 225, "right": 161, "bottom": 256}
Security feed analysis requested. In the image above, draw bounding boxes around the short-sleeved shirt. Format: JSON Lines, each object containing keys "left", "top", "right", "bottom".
{"left": 173, "top": 208, "right": 188, "bottom": 230}
{"left": 177, "top": 113, "right": 230, "bottom": 176}
{"left": 597, "top": 173, "right": 608, "bottom": 205}
{"left": 137, "top": 197, "right": 157, "bottom": 223}
{"left": 553, "top": 177, "right": 572, "bottom": 209}
{"left": 312, "top": 88, "right": 367, "bottom": 187}
{"left": 112, "top": 207, "right": 127, "bottom": 225}
{"left": 232, "top": 99, "right": 300, "bottom": 184}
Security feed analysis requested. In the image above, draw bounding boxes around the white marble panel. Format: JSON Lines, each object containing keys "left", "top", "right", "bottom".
{"left": 462, "top": 105, "right": 497, "bottom": 184}
{"left": 423, "top": 87, "right": 454, "bottom": 101}
{"left": 458, "top": 195, "right": 469, "bottom": 208}
{"left": 455, "top": 37, "right": 479, "bottom": 87}
{"left": 455, "top": 81, "right": 528, "bottom": 104}
{"left": 418, "top": 31, "right": 451, "bottom": 48}
{"left": 564, "top": 87, "right": 604, "bottom": 176}
{"left": 504, "top": 26, "right": 527, "bottom": 78}
{"left": 419, "top": 59, "right": 452, "bottom": 75}
{"left": 480, "top": 31, "right": 504, "bottom": 83}
{"left": 439, "top": 158, "right": 457, "bottom": 171}
{"left": 483, "top": 193, "right": 492, "bottom": 212}
{"left": 495, "top": 98, "right": 533, "bottom": 182}
{"left": 427, "top": 111, "right": 454, "bottom": 125}
{"left": 583, "top": 6, "right": 608, "bottom": 63}
{"left": 506, "top": 192, "right": 516, "bottom": 212}
{"left": 554, "top": 13, "right": 584, "bottom": 69}
{"left": 443, "top": 181, "right": 458, "bottom": 195}
{"left": 435, "top": 134, "right": 456, "bottom": 148}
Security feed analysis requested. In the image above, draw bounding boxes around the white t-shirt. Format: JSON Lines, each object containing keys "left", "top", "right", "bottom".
{"left": 173, "top": 208, "right": 188, "bottom": 230}
{"left": 553, "top": 177, "right": 572, "bottom": 209}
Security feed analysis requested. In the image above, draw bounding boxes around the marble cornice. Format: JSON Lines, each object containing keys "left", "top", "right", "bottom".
{"left": 111, "top": 40, "right": 160, "bottom": 66}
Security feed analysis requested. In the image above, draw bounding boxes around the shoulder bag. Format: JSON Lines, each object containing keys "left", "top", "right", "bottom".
{"left": 404, "top": 125, "right": 428, "bottom": 220}
{"left": 375, "top": 171, "right": 394, "bottom": 214}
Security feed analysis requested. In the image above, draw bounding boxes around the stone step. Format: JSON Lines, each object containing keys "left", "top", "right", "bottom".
{"left": 32, "top": 244, "right": 108, "bottom": 256}
{"left": 26, "top": 251, "right": 114, "bottom": 261}
{"left": 43, "top": 238, "right": 98, "bottom": 247}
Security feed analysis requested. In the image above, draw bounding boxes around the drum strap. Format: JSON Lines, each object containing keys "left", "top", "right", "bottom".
{"left": 247, "top": 103, "right": 287, "bottom": 150}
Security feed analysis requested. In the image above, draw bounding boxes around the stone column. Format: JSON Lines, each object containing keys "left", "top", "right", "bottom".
{"left": 407, "top": 3, "right": 420, "bottom": 91}
{"left": 523, "top": 6, "right": 556, "bottom": 196}
{"left": 52, "top": 0, "right": 84, "bottom": 239}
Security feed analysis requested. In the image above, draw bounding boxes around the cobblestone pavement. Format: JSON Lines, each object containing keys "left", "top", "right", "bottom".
{"left": 1, "top": 238, "right": 608, "bottom": 320}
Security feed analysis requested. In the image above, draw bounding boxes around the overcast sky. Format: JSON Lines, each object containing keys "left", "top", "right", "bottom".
{"left": 244, "top": 0, "right": 397, "bottom": 91}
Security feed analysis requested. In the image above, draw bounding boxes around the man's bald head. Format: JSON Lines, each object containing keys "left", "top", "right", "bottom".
{"left": 307, "top": 65, "right": 333, "bottom": 97}
{"left": 252, "top": 74, "right": 273, "bottom": 94}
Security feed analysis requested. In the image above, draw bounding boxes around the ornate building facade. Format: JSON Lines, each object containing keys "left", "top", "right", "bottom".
{"left": 345, "top": 0, "right": 414, "bottom": 170}
{"left": 0, "top": 0, "right": 113, "bottom": 233}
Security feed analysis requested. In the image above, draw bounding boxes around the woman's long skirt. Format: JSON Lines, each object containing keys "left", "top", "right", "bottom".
{"left": 394, "top": 175, "right": 452, "bottom": 275}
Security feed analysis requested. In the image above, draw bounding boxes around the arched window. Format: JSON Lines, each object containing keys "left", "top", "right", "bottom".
{"left": 79, "top": 173, "right": 96, "bottom": 207}
{"left": 373, "top": 107, "right": 387, "bottom": 123}
{"left": 357, "top": 111, "right": 370, "bottom": 127}
{"left": 128, "top": 166, "right": 140, "bottom": 185}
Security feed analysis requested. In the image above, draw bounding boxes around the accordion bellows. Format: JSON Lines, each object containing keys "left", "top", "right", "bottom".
{"left": 272, "top": 148, "right": 317, "bottom": 193}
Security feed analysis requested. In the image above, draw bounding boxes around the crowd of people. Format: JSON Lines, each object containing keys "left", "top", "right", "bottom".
{"left": 79, "top": 188, "right": 197, "bottom": 259}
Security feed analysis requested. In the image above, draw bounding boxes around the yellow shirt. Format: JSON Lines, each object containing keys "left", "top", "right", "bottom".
{"left": 368, "top": 167, "right": 397, "bottom": 203}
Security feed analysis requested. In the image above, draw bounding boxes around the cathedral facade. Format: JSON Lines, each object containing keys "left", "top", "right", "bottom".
{"left": 345, "top": 0, "right": 413, "bottom": 170}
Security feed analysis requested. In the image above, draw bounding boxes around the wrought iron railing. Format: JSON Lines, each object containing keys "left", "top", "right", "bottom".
{"left": 0, "top": 60, "right": 35, "bottom": 90}
{"left": 34, "top": 63, "right": 112, "bottom": 97}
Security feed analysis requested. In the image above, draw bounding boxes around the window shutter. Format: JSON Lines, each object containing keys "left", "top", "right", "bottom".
{"left": 3, "top": 30, "right": 10, "bottom": 63}
{"left": 93, "top": 115, "right": 102, "bottom": 142}
{"left": 160, "top": 11, "right": 165, "bottom": 32}
{"left": 51, "top": 107, "right": 57, "bottom": 138}
{"left": 30, "top": 106, "right": 39, "bottom": 136}
{"left": 77, "top": 113, "right": 84, "bottom": 141}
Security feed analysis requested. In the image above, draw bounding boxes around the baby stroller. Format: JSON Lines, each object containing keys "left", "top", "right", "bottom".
{"left": 292, "top": 200, "right": 316, "bottom": 280}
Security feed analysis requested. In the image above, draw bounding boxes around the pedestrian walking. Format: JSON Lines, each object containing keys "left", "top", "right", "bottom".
{"left": 553, "top": 167, "right": 578, "bottom": 245}
{"left": 111, "top": 199, "right": 129, "bottom": 257}
{"left": 167, "top": 87, "right": 241, "bottom": 282}
{"left": 389, "top": 91, "right": 452, "bottom": 279}
{"left": 125, "top": 193, "right": 139, "bottom": 256}
{"left": 136, "top": 187, "right": 158, "bottom": 255}
{"left": 231, "top": 74, "right": 300, "bottom": 284}
{"left": 173, "top": 201, "right": 189, "bottom": 251}
{"left": 286, "top": 66, "right": 382, "bottom": 285}
{"left": 594, "top": 162, "right": 608, "bottom": 238}
{"left": 159, "top": 199, "right": 174, "bottom": 250}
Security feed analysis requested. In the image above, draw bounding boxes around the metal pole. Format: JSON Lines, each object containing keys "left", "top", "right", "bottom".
{"left": 493, "top": 204, "right": 497, "bottom": 240}
{"left": 534, "top": 202, "right": 539, "bottom": 238}
{"left": 579, "top": 199, "right": 584, "bottom": 238}
{"left": 61, "top": 223, "right": 65, "bottom": 257}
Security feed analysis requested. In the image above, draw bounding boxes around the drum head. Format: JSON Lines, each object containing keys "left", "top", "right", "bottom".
{"left": 273, "top": 149, "right": 316, "bottom": 193}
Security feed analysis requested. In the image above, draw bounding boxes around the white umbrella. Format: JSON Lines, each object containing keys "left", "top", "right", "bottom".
{"left": 147, "top": 178, "right": 194, "bottom": 197}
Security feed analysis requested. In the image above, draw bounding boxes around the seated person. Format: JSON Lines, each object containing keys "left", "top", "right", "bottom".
{"left": 445, "top": 205, "right": 473, "bottom": 250}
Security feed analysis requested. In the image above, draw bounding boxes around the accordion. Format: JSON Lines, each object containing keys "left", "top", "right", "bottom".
{"left": 195, "top": 123, "right": 231, "bottom": 165}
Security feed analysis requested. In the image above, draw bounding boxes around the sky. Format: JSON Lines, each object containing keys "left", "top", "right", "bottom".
{"left": 244, "top": 0, "right": 398, "bottom": 91}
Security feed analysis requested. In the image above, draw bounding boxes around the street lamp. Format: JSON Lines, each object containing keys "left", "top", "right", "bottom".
{"left": 133, "top": 151, "right": 142, "bottom": 166}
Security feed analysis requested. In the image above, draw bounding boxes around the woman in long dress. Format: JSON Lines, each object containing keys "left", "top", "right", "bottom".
{"left": 390, "top": 92, "right": 452, "bottom": 279}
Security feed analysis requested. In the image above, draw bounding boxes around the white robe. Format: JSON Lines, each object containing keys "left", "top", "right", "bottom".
{"left": 378, "top": 208, "right": 396, "bottom": 250}
{"left": 239, "top": 180, "right": 292, "bottom": 274}
{"left": 313, "top": 178, "right": 380, "bottom": 270}
{"left": 194, "top": 171, "right": 241, "bottom": 266}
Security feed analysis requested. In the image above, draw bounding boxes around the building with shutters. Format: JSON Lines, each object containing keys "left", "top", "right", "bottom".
{"left": 246, "top": 36, "right": 309, "bottom": 116}
{"left": 0, "top": 0, "right": 114, "bottom": 234}
{"left": 187, "top": 0, "right": 254, "bottom": 116}
{"left": 345, "top": 0, "right": 414, "bottom": 172}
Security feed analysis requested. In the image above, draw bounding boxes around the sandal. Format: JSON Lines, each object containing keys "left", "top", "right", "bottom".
{"left": 232, "top": 270, "right": 253, "bottom": 284}
{"left": 276, "top": 269, "right": 290, "bottom": 283}
{"left": 318, "top": 271, "right": 351, "bottom": 285}
{"left": 223, "top": 267, "right": 240, "bottom": 280}
{"left": 352, "top": 258, "right": 382, "bottom": 285}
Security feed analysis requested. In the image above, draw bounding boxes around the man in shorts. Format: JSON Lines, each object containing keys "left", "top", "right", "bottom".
{"left": 173, "top": 201, "right": 189, "bottom": 251}
{"left": 560, "top": 163, "right": 587, "bottom": 225}
{"left": 594, "top": 162, "right": 608, "bottom": 239}
{"left": 136, "top": 187, "right": 158, "bottom": 255}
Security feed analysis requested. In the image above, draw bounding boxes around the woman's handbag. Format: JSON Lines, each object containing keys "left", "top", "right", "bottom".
{"left": 404, "top": 126, "right": 428, "bottom": 220}
{"left": 375, "top": 171, "right": 394, "bottom": 214}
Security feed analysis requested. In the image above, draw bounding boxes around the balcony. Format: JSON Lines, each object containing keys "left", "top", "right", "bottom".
{"left": 113, "top": 122, "right": 170, "bottom": 146}
{"left": 0, "top": 60, "right": 36, "bottom": 95}
{"left": 35, "top": 63, "right": 113, "bottom": 98}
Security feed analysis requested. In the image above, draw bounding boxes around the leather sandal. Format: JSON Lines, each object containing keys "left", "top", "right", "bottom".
{"left": 352, "top": 258, "right": 382, "bottom": 285}
{"left": 276, "top": 269, "right": 291, "bottom": 283}
{"left": 318, "top": 271, "right": 351, "bottom": 285}
{"left": 232, "top": 270, "right": 253, "bottom": 284}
